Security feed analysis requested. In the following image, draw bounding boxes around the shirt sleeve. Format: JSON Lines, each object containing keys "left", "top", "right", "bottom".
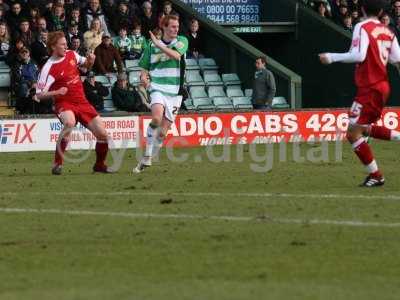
{"left": 389, "top": 36, "right": 400, "bottom": 64}
{"left": 326, "top": 23, "right": 369, "bottom": 64}
{"left": 36, "top": 64, "right": 55, "bottom": 93}
{"left": 73, "top": 51, "right": 87, "bottom": 66}
{"left": 172, "top": 36, "right": 188, "bottom": 56}
{"left": 138, "top": 42, "right": 151, "bottom": 70}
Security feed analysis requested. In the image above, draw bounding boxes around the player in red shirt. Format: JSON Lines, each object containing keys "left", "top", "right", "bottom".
{"left": 34, "top": 31, "right": 113, "bottom": 175}
{"left": 319, "top": 0, "right": 400, "bottom": 187}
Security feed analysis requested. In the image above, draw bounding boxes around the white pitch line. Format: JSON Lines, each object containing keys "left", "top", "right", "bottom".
{"left": 0, "top": 207, "right": 400, "bottom": 228}
{"left": 1, "top": 191, "right": 400, "bottom": 201}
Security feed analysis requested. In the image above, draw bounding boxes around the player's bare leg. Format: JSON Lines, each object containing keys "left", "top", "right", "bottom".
{"left": 86, "top": 116, "right": 113, "bottom": 173}
{"left": 134, "top": 104, "right": 167, "bottom": 173}
{"left": 347, "top": 124, "right": 385, "bottom": 187}
{"left": 52, "top": 110, "right": 76, "bottom": 175}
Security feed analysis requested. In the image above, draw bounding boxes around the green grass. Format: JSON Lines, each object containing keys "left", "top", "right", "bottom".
{"left": 1, "top": 141, "right": 400, "bottom": 299}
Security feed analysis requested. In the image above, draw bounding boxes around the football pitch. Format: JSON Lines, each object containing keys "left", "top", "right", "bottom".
{"left": 1, "top": 142, "right": 400, "bottom": 299}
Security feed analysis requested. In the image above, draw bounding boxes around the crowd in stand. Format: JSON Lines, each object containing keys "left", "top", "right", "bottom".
{"left": 304, "top": 0, "right": 400, "bottom": 36}
{"left": 0, "top": 0, "right": 205, "bottom": 114}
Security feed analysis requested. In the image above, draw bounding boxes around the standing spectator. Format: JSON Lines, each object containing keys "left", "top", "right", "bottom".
{"left": 335, "top": 3, "right": 349, "bottom": 24}
{"left": 315, "top": 1, "right": 331, "bottom": 18}
{"left": 6, "top": 2, "right": 25, "bottom": 31}
{"left": 48, "top": 4, "right": 67, "bottom": 32}
{"left": 111, "top": 0, "right": 137, "bottom": 33}
{"left": 130, "top": 22, "right": 147, "bottom": 59}
{"left": 186, "top": 18, "right": 204, "bottom": 60}
{"left": 83, "top": 17, "right": 103, "bottom": 53}
{"left": 140, "top": 1, "right": 158, "bottom": 38}
{"left": 83, "top": 71, "right": 109, "bottom": 111}
{"left": 111, "top": 72, "right": 143, "bottom": 111}
{"left": 252, "top": 56, "right": 276, "bottom": 109}
{"left": 114, "top": 27, "right": 133, "bottom": 60}
{"left": 83, "top": 0, "right": 110, "bottom": 36}
{"left": 14, "top": 19, "right": 34, "bottom": 47}
{"left": 93, "top": 34, "right": 123, "bottom": 75}
{"left": 0, "top": 21, "right": 10, "bottom": 61}
{"left": 30, "top": 29, "right": 49, "bottom": 67}
{"left": 157, "top": 1, "right": 176, "bottom": 28}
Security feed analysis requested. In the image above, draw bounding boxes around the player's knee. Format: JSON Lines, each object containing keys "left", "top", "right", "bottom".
{"left": 151, "top": 117, "right": 162, "bottom": 127}
{"left": 95, "top": 130, "right": 108, "bottom": 142}
{"left": 346, "top": 128, "right": 361, "bottom": 143}
{"left": 63, "top": 120, "right": 75, "bottom": 129}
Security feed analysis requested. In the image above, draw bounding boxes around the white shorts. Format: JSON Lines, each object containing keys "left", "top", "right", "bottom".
{"left": 150, "top": 92, "right": 182, "bottom": 122}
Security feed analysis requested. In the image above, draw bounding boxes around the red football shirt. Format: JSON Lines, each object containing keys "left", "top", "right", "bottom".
{"left": 36, "top": 50, "right": 88, "bottom": 105}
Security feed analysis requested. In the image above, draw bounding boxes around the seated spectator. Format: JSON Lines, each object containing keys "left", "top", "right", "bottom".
{"left": 70, "top": 35, "right": 85, "bottom": 56}
{"left": 157, "top": 1, "right": 177, "bottom": 28}
{"left": 5, "top": 37, "right": 26, "bottom": 66}
{"left": 30, "top": 30, "right": 49, "bottom": 67}
{"left": 342, "top": 13, "right": 353, "bottom": 32}
{"left": 186, "top": 18, "right": 204, "bottom": 60}
{"left": 14, "top": 19, "right": 34, "bottom": 47}
{"left": 314, "top": 1, "right": 331, "bottom": 18}
{"left": 65, "top": 23, "right": 82, "bottom": 48}
{"left": 83, "top": 0, "right": 110, "bottom": 36}
{"left": 0, "top": 21, "right": 10, "bottom": 61}
{"left": 114, "top": 27, "right": 133, "bottom": 60}
{"left": 83, "top": 71, "right": 109, "bottom": 111}
{"left": 6, "top": 2, "right": 25, "bottom": 31}
{"left": 93, "top": 34, "right": 123, "bottom": 75}
{"left": 252, "top": 56, "right": 276, "bottom": 109}
{"left": 135, "top": 71, "right": 151, "bottom": 111}
{"left": 48, "top": 4, "right": 67, "bottom": 32}
{"left": 130, "top": 22, "right": 147, "bottom": 59}
{"left": 111, "top": 72, "right": 143, "bottom": 112}
{"left": 28, "top": 6, "right": 40, "bottom": 33}
{"left": 67, "top": 6, "right": 85, "bottom": 32}
{"left": 140, "top": 1, "right": 158, "bottom": 38}
{"left": 34, "top": 17, "right": 48, "bottom": 38}
{"left": 83, "top": 17, "right": 103, "bottom": 53}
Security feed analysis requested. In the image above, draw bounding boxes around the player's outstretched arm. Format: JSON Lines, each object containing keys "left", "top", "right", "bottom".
{"left": 319, "top": 23, "right": 369, "bottom": 65}
{"left": 33, "top": 87, "right": 68, "bottom": 102}
{"left": 149, "top": 31, "right": 181, "bottom": 61}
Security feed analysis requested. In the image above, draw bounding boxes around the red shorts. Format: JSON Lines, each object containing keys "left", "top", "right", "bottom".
{"left": 348, "top": 81, "right": 390, "bottom": 125}
{"left": 55, "top": 101, "right": 98, "bottom": 127}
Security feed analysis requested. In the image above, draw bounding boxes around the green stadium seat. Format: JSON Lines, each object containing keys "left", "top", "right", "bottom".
{"left": 222, "top": 73, "right": 241, "bottom": 86}
{"left": 109, "top": 73, "right": 118, "bottom": 85}
{"left": 193, "top": 97, "right": 215, "bottom": 111}
{"left": 185, "top": 70, "right": 205, "bottom": 86}
{"left": 104, "top": 100, "right": 116, "bottom": 112}
{"left": 185, "top": 58, "right": 200, "bottom": 70}
{"left": 226, "top": 87, "right": 244, "bottom": 97}
{"left": 190, "top": 86, "right": 208, "bottom": 99}
{"left": 232, "top": 96, "right": 253, "bottom": 110}
{"left": 208, "top": 86, "right": 226, "bottom": 98}
{"left": 203, "top": 69, "right": 219, "bottom": 75}
{"left": 129, "top": 71, "right": 141, "bottom": 86}
{"left": 0, "top": 73, "right": 10, "bottom": 87}
{"left": 204, "top": 73, "right": 223, "bottom": 86}
{"left": 272, "top": 96, "right": 290, "bottom": 109}
{"left": 95, "top": 75, "right": 110, "bottom": 86}
{"left": 245, "top": 89, "right": 253, "bottom": 97}
{"left": 213, "top": 97, "right": 234, "bottom": 111}
{"left": 184, "top": 99, "right": 196, "bottom": 111}
{"left": 125, "top": 59, "right": 140, "bottom": 71}
{"left": 104, "top": 87, "right": 112, "bottom": 100}
{"left": 198, "top": 58, "right": 218, "bottom": 71}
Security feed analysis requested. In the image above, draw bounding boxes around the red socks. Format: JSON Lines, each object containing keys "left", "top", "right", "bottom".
{"left": 54, "top": 138, "right": 68, "bottom": 166}
{"left": 95, "top": 141, "right": 109, "bottom": 167}
{"left": 351, "top": 137, "right": 382, "bottom": 178}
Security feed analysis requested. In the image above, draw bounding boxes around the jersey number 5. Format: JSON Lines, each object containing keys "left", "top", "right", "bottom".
{"left": 378, "top": 40, "right": 392, "bottom": 66}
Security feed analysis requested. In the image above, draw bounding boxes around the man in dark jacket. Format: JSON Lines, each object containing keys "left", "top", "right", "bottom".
{"left": 111, "top": 72, "right": 143, "bottom": 112}
{"left": 93, "top": 34, "right": 123, "bottom": 75}
{"left": 30, "top": 30, "right": 49, "bottom": 67}
{"left": 83, "top": 71, "right": 109, "bottom": 112}
{"left": 252, "top": 56, "right": 276, "bottom": 109}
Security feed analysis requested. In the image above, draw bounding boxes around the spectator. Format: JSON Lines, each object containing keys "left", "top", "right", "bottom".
{"left": 83, "top": 71, "right": 109, "bottom": 111}
{"left": 135, "top": 71, "right": 151, "bottom": 111}
{"left": 111, "top": 72, "right": 143, "bottom": 112}
{"left": 11, "top": 47, "right": 38, "bottom": 112}
{"left": 6, "top": 2, "right": 25, "bottom": 31}
{"left": 335, "top": 3, "right": 349, "bottom": 24}
{"left": 351, "top": 9, "right": 360, "bottom": 25}
{"left": 5, "top": 37, "right": 26, "bottom": 66}
{"left": 83, "top": 17, "right": 103, "bottom": 53}
{"left": 67, "top": 6, "right": 85, "bottom": 32}
{"left": 0, "top": 1, "right": 9, "bottom": 12}
{"left": 380, "top": 12, "right": 391, "bottom": 27}
{"left": 157, "top": 1, "right": 177, "bottom": 28}
{"left": 35, "top": 17, "right": 47, "bottom": 35}
{"left": 93, "top": 34, "right": 123, "bottom": 75}
{"left": 111, "top": 0, "right": 137, "bottom": 33}
{"left": 152, "top": 27, "right": 162, "bottom": 40}
{"left": 252, "top": 56, "right": 276, "bottom": 109}
{"left": 28, "top": 6, "right": 40, "bottom": 33}
{"left": 140, "top": 1, "right": 158, "bottom": 38}
{"left": 114, "top": 27, "right": 133, "bottom": 60}
{"left": 0, "top": 21, "right": 10, "bottom": 61}
{"left": 315, "top": 1, "right": 331, "bottom": 18}
{"left": 392, "top": 1, "right": 400, "bottom": 25}
{"left": 342, "top": 13, "right": 353, "bottom": 32}
{"left": 30, "top": 29, "right": 49, "bottom": 67}
{"left": 70, "top": 35, "right": 85, "bottom": 56}
{"left": 130, "top": 22, "right": 147, "bottom": 59}
{"left": 393, "top": 16, "right": 400, "bottom": 39}
{"left": 48, "top": 4, "right": 67, "bottom": 32}
{"left": 14, "top": 19, "right": 34, "bottom": 47}
{"left": 0, "top": 6, "right": 6, "bottom": 24}
{"left": 83, "top": 0, "right": 110, "bottom": 36}
{"left": 186, "top": 18, "right": 204, "bottom": 60}
{"left": 65, "top": 23, "right": 82, "bottom": 48}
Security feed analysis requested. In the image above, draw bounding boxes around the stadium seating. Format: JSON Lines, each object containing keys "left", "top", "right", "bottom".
{"left": 198, "top": 58, "right": 218, "bottom": 72}
{"left": 0, "top": 61, "right": 10, "bottom": 88}
{"left": 125, "top": 59, "right": 140, "bottom": 71}
{"left": 232, "top": 97, "right": 253, "bottom": 110}
{"left": 193, "top": 97, "right": 215, "bottom": 111}
{"left": 185, "top": 58, "right": 200, "bottom": 71}
{"left": 222, "top": 73, "right": 241, "bottom": 86}
{"left": 213, "top": 97, "right": 234, "bottom": 111}
{"left": 204, "top": 73, "right": 223, "bottom": 86}
{"left": 95, "top": 75, "right": 111, "bottom": 87}
{"left": 128, "top": 71, "right": 141, "bottom": 86}
{"left": 272, "top": 97, "right": 290, "bottom": 109}
{"left": 207, "top": 86, "right": 226, "bottom": 98}
{"left": 185, "top": 70, "right": 205, "bottom": 86}
{"left": 244, "top": 89, "right": 253, "bottom": 97}
{"left": 189, "top": 86, "right": 208, "bottom": 99}
{"left": 226, "top": 86, "right": 244, "bottom": 97}
{"left": 184, "top": 99, "right": 196, "bottom": 111}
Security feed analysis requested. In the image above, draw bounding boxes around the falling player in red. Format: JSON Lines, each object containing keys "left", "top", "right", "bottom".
{"left": 319, "top": 0, "right": 400, "bottom": 187}
{"left": 34, "top": 31, "right": 112, "bottom": 175}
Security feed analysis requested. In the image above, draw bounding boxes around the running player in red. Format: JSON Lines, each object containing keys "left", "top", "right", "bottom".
{"left": 319, "top": 0, "right": 400, "bottom": 187}
{"left": 34, "top": 31, "right": 113, "bottom": 175}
